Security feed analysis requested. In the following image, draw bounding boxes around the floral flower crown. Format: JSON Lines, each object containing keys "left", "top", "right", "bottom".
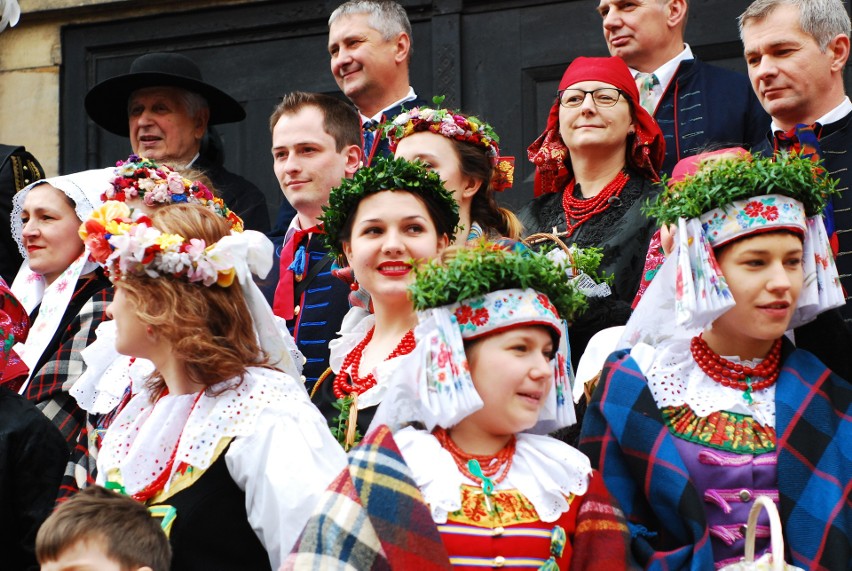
{"left": 645, "top": 152, "right": 840, "bottom": 227}
{"left": 104, "top": 155, "right": 244, "bottom": 231}
{"left": 320, "top": 156, "right": 460, "bottom": 259}
{"left": 384, "top": 97, "right": 515, "bottom": 192}
{"left": 80, "top": 201, "right": 244, "bottom": 287}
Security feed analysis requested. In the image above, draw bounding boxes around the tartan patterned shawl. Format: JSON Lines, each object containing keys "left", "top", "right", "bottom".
{"left": 284, "top": 424, "right": 452, "bottom": 570}
{"left": 25, "top": 275, "right": 112, "bottom": 446}
{"left": 580, "top": 340, "right": 851, "bottom": 571}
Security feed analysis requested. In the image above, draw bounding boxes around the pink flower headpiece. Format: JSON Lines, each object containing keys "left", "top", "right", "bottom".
{"left": 80, "top": 201, "right": 258, "bottom": 287}
{"left": 105, "top": 155, "right": 244, "bottom": 231}
{"left": 385, "top": 104, "right": 515, "bottom": 192}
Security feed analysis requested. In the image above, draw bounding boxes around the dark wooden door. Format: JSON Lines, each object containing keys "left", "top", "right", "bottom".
{"left": 61, "top": 0, "right": 771, "bottom": 221}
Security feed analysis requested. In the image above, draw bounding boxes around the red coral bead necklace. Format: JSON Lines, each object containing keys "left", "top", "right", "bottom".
{"left": 333, "top": 326, "right": 416, "bottom": 399}
{"left": 690, "top": 334, "right": 782, "bottom": 403}
{"left": 562, "top": 170, "right": 630, "bottom": 236}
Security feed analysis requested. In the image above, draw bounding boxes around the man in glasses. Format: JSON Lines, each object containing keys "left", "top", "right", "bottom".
{"left": 597, "top": 0, "right": 768, "bottom": 175}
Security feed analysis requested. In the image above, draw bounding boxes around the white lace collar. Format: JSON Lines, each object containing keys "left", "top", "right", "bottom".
{"left": 97, "top": 367, "right": 313, "bottom": 495}
{"left": 394, "top": 426, "right": 591, "bottom": 524}
{"left": 632, "top": 340, "right": 776, "bottom": 427}
{"left": 71, "top": 320, "right": 153, "bottom": 414}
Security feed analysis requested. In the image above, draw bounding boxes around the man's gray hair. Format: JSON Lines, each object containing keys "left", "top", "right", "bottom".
{"left": 177, "top": 89, "right": 209, "bottom": 119}
{"left": 739, "top": 0, "right": 851, "bottom": 51}
{"left": 328, "top": 0, "right": 412, "bottom": 41}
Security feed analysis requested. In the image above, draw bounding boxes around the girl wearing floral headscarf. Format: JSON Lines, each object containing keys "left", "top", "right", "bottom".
{"left": 580, "top": 152, "right": 850, "bottom": 570}
{"left": 288, "top": 244, "right": 636, "bottom": 570}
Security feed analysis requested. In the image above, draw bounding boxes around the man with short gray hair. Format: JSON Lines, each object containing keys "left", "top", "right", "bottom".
{"left": 741, "top": 0, "right": 852, "bottom": 381}
{"left": 327, "top": 0, "right": 426, "bottom": 166}
{"left": 598, "top": 0, "right": 768, "bottom": 175}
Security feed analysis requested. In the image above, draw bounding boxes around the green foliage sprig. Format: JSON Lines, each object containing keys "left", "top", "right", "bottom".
{"left": 320, "top": 156, "right": 460, "bottom": 259}
{"left": 408, "top": 242, "right": 600, "bottom": 321}
{"left": 330, "top": 396, "right": 361, "bottom": 451}
{"left": 644, "top": 153, "right": 840, "bottom": 226}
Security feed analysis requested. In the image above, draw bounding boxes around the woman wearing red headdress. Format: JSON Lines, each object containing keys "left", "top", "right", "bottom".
{"left": 520, "top": 57, "right": 665, "bottom": 376}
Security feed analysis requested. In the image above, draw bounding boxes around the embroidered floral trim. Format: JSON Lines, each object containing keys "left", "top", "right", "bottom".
{"left": 661, "top": 404, "right": 776, "bottom": 454}
{"left": 447, "top": 485, "right": 543, "bottom": 528}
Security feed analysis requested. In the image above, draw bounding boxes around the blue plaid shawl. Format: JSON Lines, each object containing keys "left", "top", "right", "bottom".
{"left": 579, "top": 340, "right": 850, "bottom": 571}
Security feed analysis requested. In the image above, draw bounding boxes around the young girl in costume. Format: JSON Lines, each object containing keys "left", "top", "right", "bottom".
{"left": 580, "top": 151, "right": 850, "bottom": 570}
{"left": 82, "top": 201, "right": 344, "bottom": 570}
{"left": 388, "top": 102, "right": 522, "bottom": 243}
{"left": 312, "top": 156, "right": 458, "bottom": 447}
{"left": 288, "top": 244, "right": 637, "bottom": 570}
{"left": 64, "top": 155, "right": 260, "bottom": 498}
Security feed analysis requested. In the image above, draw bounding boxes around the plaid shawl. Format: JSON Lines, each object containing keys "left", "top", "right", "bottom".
{"left": 572, "top": 471, "right": 641, "bottom": 570}
{"left": 284, "top": 424, "right": 452, "bottom": 570}
{"left": 580, "top": 340, "right": 851, "bottom": 571}
{"left": 25, "top": 275, "right": 112, "bottom": 446}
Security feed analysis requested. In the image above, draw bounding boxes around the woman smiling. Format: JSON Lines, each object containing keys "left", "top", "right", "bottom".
{"left": 580, "top": 152, "right": 850, "bottom": 570}
{"left": 312, "top": 156, "right": 458, "bottom": 448}
{"left": 521, "top": 56, "right": 665, "bottom": 369}
{"left": 10, "top": 169, "right": 113, "bottom": 447}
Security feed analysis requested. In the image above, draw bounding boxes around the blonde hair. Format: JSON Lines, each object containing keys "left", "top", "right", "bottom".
{"left": 118, "top": 204, "right": 266, "bottom": 396}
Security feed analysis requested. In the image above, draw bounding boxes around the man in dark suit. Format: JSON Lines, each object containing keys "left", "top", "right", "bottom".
{"left": 741, "top": 0, "right": 852, "bottom": 380}
{"left": 261, "top": 92, "right": 361, "bottom": 390}
{"left": 598, "top": 0, "right": 768, "bottom": 175}
{"left": 84, "top": 52, "right": 276, "bottom": 232}
{"left": 327, "top": 0, "right": 427, "bottom": 166}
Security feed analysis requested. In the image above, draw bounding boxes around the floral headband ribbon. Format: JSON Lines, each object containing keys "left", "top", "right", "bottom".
{"left": 79, "top": 201, "right": 301, "bottom": 377}
{"left": 623, "top": 152, "right": 844, "bottom": 347}
{"left": 105, "top": 155, "right": 244, "bottom": 231}
{"left": 371, "top": 242, "right": 608, "bottom": 434}
{"left": 385, "top": 99, "right": 515, "bottom": 192}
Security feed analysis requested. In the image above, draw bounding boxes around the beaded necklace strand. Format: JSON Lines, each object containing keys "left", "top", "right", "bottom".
{"left": 333, "top": 326, "right": 416, "bottom": 399}
{"left": 562, "top": 170, "right": 630, "bottom": 236}
{"left": 433, "top": 426, "right": 516, "bottom": 512}
{"left": 690, "top": 334, "right": 782, "bottom": 405}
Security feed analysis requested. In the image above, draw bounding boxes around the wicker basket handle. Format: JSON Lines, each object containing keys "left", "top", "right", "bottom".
{"left": 743, "top": 496, "right": 785, "bottom": 571}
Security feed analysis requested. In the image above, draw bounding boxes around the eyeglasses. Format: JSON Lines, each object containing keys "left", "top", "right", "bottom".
{"left": 557, "top": 88, "right": 624, "bottom": 108}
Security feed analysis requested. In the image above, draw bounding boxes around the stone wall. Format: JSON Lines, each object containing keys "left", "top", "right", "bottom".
{"left": 0, "top": 0, "right": 257, "bottom": 176}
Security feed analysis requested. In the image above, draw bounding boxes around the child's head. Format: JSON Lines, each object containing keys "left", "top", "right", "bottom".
{"left": 37, "top": 486, "right": 170, "bottom": 571}
{"left": 391, "top": 242, "right": 601, "bottom": 434}
{"left": 463, "top": 324, "right": 557, "bottom": 435}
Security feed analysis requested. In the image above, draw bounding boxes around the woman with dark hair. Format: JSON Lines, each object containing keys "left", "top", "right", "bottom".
{"left": 580, "top": 152, "right": 850, "bottom": 570}
{"left": 83, "top": 202, "right": 344, "bottom": 570}
{"left": 389, "top": 105, "right": 521, "bottom": 242}
{"left": 520, "top": 56, "right": 665, "bottom": 368}
{"left": 10, "top": 169, "right": 114, "bottom": 445}
{"left": 312, "top": 156, "right": 458, "bottom": 448}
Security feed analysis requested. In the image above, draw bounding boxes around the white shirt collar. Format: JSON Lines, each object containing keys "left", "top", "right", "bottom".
{"left": 359, "top": 87, "right": 417, "bottom": 124}
{"left": 185, "top": 152, "right": 201, "bottom": 169}
{"left": 770, "top": 96, "right": 852, "bottom": 133}
{"left": 629, "top": 44, "right": 694, "bottom": 90}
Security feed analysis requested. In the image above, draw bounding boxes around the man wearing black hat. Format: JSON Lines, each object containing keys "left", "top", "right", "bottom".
{"left": 85, "top": 52, "right": 279, "bottom": 232}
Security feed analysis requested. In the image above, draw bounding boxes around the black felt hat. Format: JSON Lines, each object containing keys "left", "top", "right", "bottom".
{"left": 84, "top": 52, "right": 246, "bottom": 136}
